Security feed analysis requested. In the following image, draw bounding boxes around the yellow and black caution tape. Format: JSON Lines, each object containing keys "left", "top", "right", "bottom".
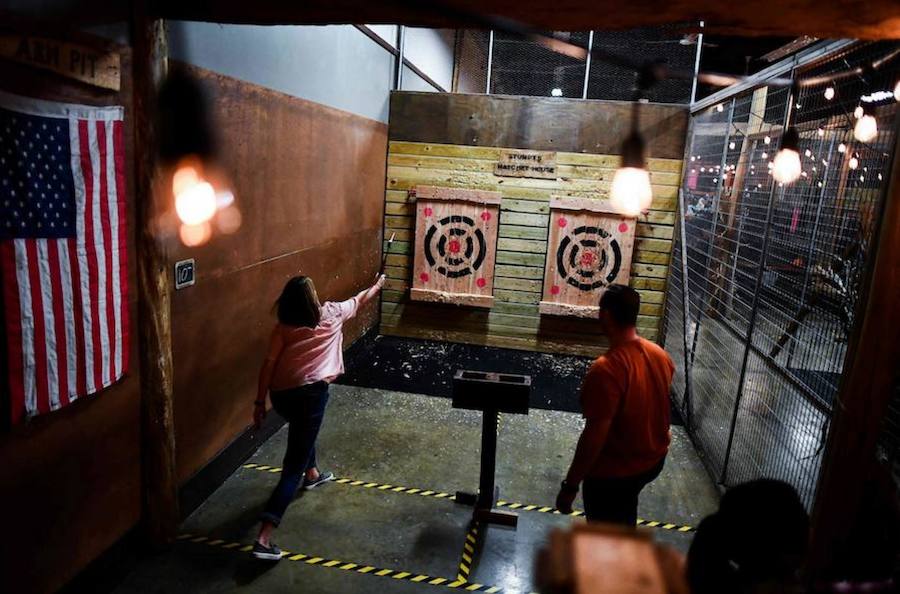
{"left": 241, "top": 463, "right": 695, "bottom": 533}
{"left": 176, "top": 533, "right": 513, "bottom": 593}
{"left": 457, "top": 522, "right": 481, "bottom": 582}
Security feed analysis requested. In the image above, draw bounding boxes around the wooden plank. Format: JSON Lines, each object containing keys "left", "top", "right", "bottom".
{"left": 413, "top": 184, "right": 502, "bottom": 204}
{"left": 495, "top": 264, "right": 544, "bottom": 279}
{"left": 388, "top": 94, "right": 688, "bottom": 159}
{"left": 498, "top": 225, "right": 548, "bottom": 241}
{"left": 498, "top": 238, "right": 547, "bottom": 254}
{"left": 389, "top": 143, "right": 682, "bottom": 176}
{"left": 382, "top": 296, "right": 662, "bottom": 318}
{"left": 550, "top": 195, "right": 621, "bottom": 214}
{"left": 0, "top": 34, "right": 122, "bottom": 90}
{"left": 540, "top": 302, "right": 600, "bottom": 318}
{"left": 495, "top": 277, "right": 542, "bottom": 292}
{"left": 501, "top": 198, "right": 551, "bottom": 214}
{"left": 498, "top": 211, "right": 548, "bottom": 227}
{"left": 410, "top": 288, "right": 493, "bottom": 308}
{"left": 387, "top": 165, "right": 680, "bottom": 199}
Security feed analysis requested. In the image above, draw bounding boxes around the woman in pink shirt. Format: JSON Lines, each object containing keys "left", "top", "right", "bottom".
{"left": 251, "top": 274, "right": 384, "bottom": 560}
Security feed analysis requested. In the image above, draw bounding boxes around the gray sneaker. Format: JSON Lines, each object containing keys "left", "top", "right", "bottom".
{"left": 302, "top": 471, "right": 335, "bottom": 490}
{"left": 252, "top": 541, "right": 282, "bottom": 561}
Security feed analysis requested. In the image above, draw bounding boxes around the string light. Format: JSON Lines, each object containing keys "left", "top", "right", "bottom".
{"left": 854, "top": 105, "right": 864, "bottom": 119}
{"left": 838, "top": 143, "right": 847, "bottom": 153}
{"left": 772, "top": 127, "right": 802, "bottom": 184}
{"left": 764, "top": 135, "right": 771, "bottom": 145}
{"left": 551, "top": 88, "right": 563, "bottom": 97}
{"left": 895, "top": 80, "right": 900, "bottom": 102}
{"left": 854, "top": 109, "right": 878, "bottom": 142}
{"left": 849, "top": 155, "right": 859, "bottom": 170}
{"left": 716, "top": 104, "right": 724, "bottom": 112}
{"left": 761, "top": 151, "right": 768, "bottom": 159}
{"left": 729, "top": 141, "right": 736, "bottom": 149}
{"left": 824, "top": 87, "right": 835, "bottom": 100}
{"left": 817, "top": 128, "right": 825, "bottom": 137}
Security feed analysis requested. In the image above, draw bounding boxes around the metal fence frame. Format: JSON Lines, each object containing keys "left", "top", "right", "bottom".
{"left": 667, "top": 39, "right": 899, "bottom": 507}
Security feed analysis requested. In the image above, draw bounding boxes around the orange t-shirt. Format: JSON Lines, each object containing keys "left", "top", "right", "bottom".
{"left": 580, "top": 337, "right": 675, "bottom": 478}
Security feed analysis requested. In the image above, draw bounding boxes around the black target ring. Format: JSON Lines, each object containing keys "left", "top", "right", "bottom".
{"left": 556, "top": 225, "right": 622, "bottom": 291}
{"left": 424, "top": 215, "right": 486, "bottom": 279}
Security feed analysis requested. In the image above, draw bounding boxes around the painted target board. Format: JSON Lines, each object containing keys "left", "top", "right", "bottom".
{"left": 411, "top": 186, "right": 501, "bottom": 308}
{"left": 540, "top": 197, "right": 637, "bottom": 318}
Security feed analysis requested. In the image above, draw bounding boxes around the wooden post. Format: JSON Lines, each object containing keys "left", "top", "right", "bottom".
{"left": 807, "top": 117, "right": 900, "bottom": 578}
{"left": 132, "top": 4, "right": 178, "bottom": 546}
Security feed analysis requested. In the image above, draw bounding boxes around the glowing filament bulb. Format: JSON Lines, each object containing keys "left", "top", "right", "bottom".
{"left": 764, "top": 135, "right": 771, "bottom": 145}
{"left": 824, "top": 87, "right": 835, "bottom": 100}
{"left": 849, "top": 156, "right": 859, "bottom": 170}
{"left": 838, "top": 143, "right": 846, "bottom": 153}
{"left": 772, "top": 148, "right": 802, "bottom": 183}
{"left": 854, "top": 105, "right": 864, "bottom": 119}
{"left": 172, "top": 165, "right": 217, "bottom": 226}
{"left": 895, "top": 80, "right": 900, "bottom": 102}
{"left": 854, "top": 115, "right": 877, "bottom": 142}
{"left": 610, "top": 167, "right": 652, "bottom": 217}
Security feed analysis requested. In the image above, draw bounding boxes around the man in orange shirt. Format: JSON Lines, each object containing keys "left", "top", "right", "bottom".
{"left": 556, "top": 284, "right": 675, "bottom": 525}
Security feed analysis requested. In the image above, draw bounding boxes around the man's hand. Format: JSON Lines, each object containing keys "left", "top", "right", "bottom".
{"left": 253, "top": 402, "right": 267, "bottom": 429}
{"left": 556, "top": 484, "right": 578, "bottom": 514}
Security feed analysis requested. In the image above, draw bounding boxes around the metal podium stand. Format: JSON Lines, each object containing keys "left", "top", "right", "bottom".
{"left": 452, "top": 369, "right": 531, "bottom": 528}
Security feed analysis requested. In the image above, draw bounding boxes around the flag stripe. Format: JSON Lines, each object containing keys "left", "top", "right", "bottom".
{"left": 70, "top": 118, "right": 92, "bottom": 397}
{"left": 47, "top": 240, "right": 69, "bottom": 407}
{"left": 1, "top": 242, "right": 26, "bottom": 423}
{"left": 36, "top": 240, "right": 60, "bottom": 410}
{"left": 79, "top": 119, "right": 102, "bottom": 393}
{"left": 98, "top": 121, "right": 117, "bottom": 381}
{"left": 23, "top": 240, "right": 49, "bottom": 414}
{"left": 88, "top": 120, "right": 110, "bottom": 388}
{"left": 105, "top": 121, "right": 123, "bottom": 379}
{"left": 56, "top": 239, "right": 77, "bottom": 403}
{"left": 113, "top": 120, "right": 128, "bottom": 373}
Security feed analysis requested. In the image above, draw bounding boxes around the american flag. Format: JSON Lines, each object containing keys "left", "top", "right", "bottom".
{"left": 0, "top": 90, "right": 129, "bottom": 424}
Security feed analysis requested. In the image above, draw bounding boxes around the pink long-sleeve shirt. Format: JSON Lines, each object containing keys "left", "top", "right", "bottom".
{"left": 269, "top": 297, "right": 359, "bottom": 390}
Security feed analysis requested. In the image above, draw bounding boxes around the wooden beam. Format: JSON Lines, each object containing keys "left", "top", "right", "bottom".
{"left": 4, "top": 1, "right": 900, "bottom": 40}
{"left": 132, "top": 5, "right": 179, "bottom": 547}
{"left": 149, "top": 1, "right": 900, "bottom": 40}
{"left": 807, "top": 116, "right": 900, "bottom": 577}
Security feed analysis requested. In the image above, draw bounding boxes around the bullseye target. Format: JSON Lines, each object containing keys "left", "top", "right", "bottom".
{"left": 540, "top": 197, "right": 636, "bottom": 318}
{"left": 423, "top": 215, "right": 487, "bottom": 279}
{"left": 556, "top": 225, "right": 623, "bottom": 291}
{"left": 411, "top": 186, "right": 502, "bottom": 308}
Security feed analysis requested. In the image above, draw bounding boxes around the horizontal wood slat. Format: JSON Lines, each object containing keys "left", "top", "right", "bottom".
{"left": 381, "top": 140, "right": 679, "bottom": 356}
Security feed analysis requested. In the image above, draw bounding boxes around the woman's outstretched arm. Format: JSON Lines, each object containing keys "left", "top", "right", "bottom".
{"left": 354, "top": 274, "right": 386, "bottom": 306}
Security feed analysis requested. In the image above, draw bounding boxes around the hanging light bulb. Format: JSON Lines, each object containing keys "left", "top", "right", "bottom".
{"left": 772, "top": 127, "right": 802, "bottom": 184}
{"left": 550, "top": 87, "right": 563, "bottom": 97}
{"left": 172, "top": 163, "right": 217, "bottom": 225}
{"left": 849, "top": 154, "right": 859, "bottom": 170}
{"left": 854, "top": 105, "right": 864, "bottom": 119}
{"left": 838, "top": 143, "right": 847, "bottom": 153}
{"left": 894, "top": 80, "right": 900, "bottom": 102}
{"left": 764, "top": 135, "right": 771, "bottom": 145}
{"left": 854, "top": 107, "right": 878, "bottom": 142}
{"left": 610, "top": 130, "right": 652, "bottom": 217}
{"left": 824, "top": 87, "right": 835, "bottom": 100}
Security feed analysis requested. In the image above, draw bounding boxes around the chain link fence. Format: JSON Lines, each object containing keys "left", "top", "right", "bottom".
{"left": 453, "top": 26, "right": 696, "bottom": 103}
{"left": 663, "top": 41, "right": 900, "bottom": 508}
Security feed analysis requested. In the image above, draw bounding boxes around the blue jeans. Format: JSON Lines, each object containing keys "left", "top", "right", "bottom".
{"left": 260, "top": 381, "right": 330, "bottom": 526}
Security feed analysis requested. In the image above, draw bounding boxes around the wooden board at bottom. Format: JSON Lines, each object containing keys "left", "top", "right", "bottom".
{"left": 410, "top": 288, "right": 494, "bottom": 308}
{"left": 539, "top": 301, "right": 599, "bottom": 319}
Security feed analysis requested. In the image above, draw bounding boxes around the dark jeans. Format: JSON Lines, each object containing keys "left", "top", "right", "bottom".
{"left": 582, "top": 457, "right": 666, "bottom": 526}
{"left": 260, "top": 381, "right": 330, "bottom": 526}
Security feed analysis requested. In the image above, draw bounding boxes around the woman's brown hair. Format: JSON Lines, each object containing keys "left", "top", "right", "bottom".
{"left": 275, "top": 276, "right": 321, "bottom": 328}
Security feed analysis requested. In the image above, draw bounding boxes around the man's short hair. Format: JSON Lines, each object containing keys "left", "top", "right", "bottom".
{"left": 599, "top": 284, "right": 640, "bottom": 327}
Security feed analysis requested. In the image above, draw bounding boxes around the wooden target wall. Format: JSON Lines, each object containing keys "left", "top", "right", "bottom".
{"left": 540, "top": 197, "right": 637, "bottom": 317}
{"left": 410, "top": 186, "right": 501, "bottom": 308}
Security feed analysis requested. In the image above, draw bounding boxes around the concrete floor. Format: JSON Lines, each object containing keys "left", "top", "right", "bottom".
{"left": 113, "top": 386, "right": 719, "bottom": 594}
